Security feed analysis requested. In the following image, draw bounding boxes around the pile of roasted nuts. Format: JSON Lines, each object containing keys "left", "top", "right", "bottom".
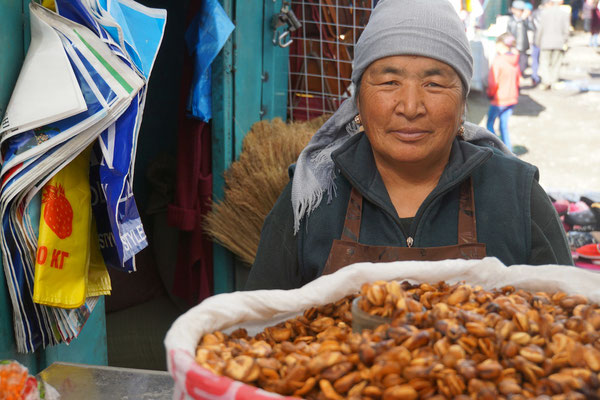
{"left": 195, "top": 281, "right": 600, "bottom": 399}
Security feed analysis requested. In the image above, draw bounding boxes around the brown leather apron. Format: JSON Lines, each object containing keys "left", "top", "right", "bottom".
{"left": 322, "top": 177, "right": 487, "bottom": 275}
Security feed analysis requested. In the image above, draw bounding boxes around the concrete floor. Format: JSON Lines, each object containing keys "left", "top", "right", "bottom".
{"left": 466, "top": 30, "right": 600, "bottom": 193}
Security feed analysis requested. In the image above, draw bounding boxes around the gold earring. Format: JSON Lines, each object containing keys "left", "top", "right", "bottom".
{"left": 354, "top": 114, "right": 362, "bottom": 125}
{"left": 457, "top": 125, "right": 465, "bottom": 138}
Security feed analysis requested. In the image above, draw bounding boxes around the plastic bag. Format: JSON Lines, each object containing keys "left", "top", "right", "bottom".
{"left": 86, "top": 216, "right": 112, "bottom": 297}
{"left": 185, "top": 0, "right": 234, "bottom": 121}
{"left": 33, "top": 148, "right": 92, "bottom": 309}
{"left": 0, "top": 360, "right": 59, "bottom": 400}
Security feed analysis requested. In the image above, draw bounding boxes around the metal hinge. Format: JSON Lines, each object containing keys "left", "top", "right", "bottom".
{"left": 271, "top": 1, "right": 302, "bottom": 48}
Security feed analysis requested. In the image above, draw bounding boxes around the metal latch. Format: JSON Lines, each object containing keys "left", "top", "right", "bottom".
{"left": 271, "top": 1, "right": 302, "bottom": 48}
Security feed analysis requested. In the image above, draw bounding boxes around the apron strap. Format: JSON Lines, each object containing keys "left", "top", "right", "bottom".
{"left": 458, "top": 177, "right": 478, "bottom": 245}
{"left": 342, "top": 177, "right": 478, "bottom": 244}
{"left": 341, "top": 187, "right": 363, "bottom": 242}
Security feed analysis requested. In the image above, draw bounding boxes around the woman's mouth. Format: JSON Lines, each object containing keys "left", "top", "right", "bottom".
{"left": 389, "top": 129, "right": 429, "bottom": 141}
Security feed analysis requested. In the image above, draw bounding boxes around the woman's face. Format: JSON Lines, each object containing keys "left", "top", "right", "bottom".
{"left": 357, "top": 55, "right": 465, "bottom": 168}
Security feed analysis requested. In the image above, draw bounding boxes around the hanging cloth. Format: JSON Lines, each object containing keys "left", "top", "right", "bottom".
{"left": 166, "top": 0, "right": 216, "bottom": 305}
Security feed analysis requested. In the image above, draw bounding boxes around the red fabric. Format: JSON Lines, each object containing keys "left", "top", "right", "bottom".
{"left": 167, "top": 0, "right": 213, "bottom": 305}
{"left": 487, "top": 52, "right": 521, "bottom": 107}
{"left": 592, "top": 7, "right": 600, "bottom": 34}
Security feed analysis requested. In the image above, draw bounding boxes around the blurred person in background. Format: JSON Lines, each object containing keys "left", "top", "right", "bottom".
{"left": 529, "top": 0, "right": 548, "bottom": 86}
{"left": 486, "top": 33, "right": 521, "bottom": 151}
{"left": 535, "top": 0, "right": 570, "bottom": 89}
{"left": 591, "top": 0, "right": 600, "bottom": 47}
{"left": 583, "top": 0, "right": 597, "bottom": 33}
{"left": 508, "top": 0, "right": 534, "bottom": 74}
{"left": 571, "top": 0, "right": 584, "bottom": 27}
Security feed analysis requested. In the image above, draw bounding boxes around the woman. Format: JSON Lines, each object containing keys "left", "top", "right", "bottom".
{"left": 245, "top": 0, "right": 572, "bottom": 291}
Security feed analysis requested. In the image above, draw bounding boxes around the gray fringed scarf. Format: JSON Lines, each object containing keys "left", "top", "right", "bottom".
{"left": 291, "top": 0, "right": 512, "bottom": 233}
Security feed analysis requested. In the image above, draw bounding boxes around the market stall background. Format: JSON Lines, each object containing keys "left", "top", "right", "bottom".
{"left": 2, "top": 0, "right": 599, "bottom": 376}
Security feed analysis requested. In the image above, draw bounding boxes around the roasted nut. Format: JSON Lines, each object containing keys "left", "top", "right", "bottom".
{"left": 260, "top": 367, "right": 279, "bottom": 380}
{"left": 496, "top": 319, "right": 515, "bottom": 339}
{"left": 319, "top": 379, "right": 344, "bottom": 400}
{"left": 247, "top": 340, "right": 272, "bottom": 358}
{"left": 363, "top": 385, "right": 383, "bottom": 398}
{"left": 583, "top": 346, "right": 600, "bottom": 371}
{"left": 402, "top": 330, "right": 431, "bottom": 351}
{"left": 382, "top": 385, "right": 418, "bottom": 400}
{"left": 308, "top": 351, "right": 345, "bottom": 374}
{"left": 333, "top": 371, "right": 361, "bottom": 393}
{"left": 321, "top": 361, "right": 354, "bottom": 382}
{"left": 265, "top": 326, "right": 291, "bottom": 342}
{"left": 510, "top": 331, "right": 531, "bottom": 345}
{"left": 476, "top": 359, "right": 503, "bottom": 380}
{"left": 402, "top": 365, "right": 430, "bottom": 380}
{"left": 293, "top": 376, "right": 316, "bottom": 396}
{"left": 348, "top": 380, "right": 368, "bottom": 397}
{"left": 442, "top": 371, "right": 466, "bottom": 396}
{"left": 456, "top": 359, "right": 477, "bottom": 380}
{"left": 498, "top": 378, "right": 521, "bottom": 395}
{"left": 441, "top": 344, "right": 466, "bottom": 368}
{"left": 196, "top": 281, "right": 600, "bottom": 398}
{"left": 310, "top": 317, "right": 335, "bottom": 333}
{"left": 519, "top": 344, "right": 546, "bottom": 364}
{"left": 560, "top": 295, "right": 588, "bottom": 310}
{"left": 447, "top": 285, "right": 472, "bottom": 305}
{"left": 201, "top": 333, "right": 223, "bottom": 346}
{"left": 224, "top": 355, "right": 260, "bottom": 383}
{"left": 465, "top": 322, "right": 495, "bottom": 338}
{"left": 366, "top": 283, "right": 386, "bottom": 307}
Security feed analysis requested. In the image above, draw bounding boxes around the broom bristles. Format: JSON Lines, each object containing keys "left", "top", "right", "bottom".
{"left": 204, "top": 116, "right": 329, "bottom": 266}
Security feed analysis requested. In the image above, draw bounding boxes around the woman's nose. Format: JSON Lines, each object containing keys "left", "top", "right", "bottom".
{"left": 394, "top": 85, "right": 425, "bottom": 119}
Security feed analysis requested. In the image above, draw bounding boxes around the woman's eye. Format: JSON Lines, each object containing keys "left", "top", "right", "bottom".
{"left": 426, "top": 82, "right": 443, "bottom": 88}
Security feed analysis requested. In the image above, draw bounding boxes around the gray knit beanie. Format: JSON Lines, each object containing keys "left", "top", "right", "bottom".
{"left": 290, "top": 0, "right": 509, "bottom": 233}
{"left": 351, "top": 0, "right": 473, "bottom": 94}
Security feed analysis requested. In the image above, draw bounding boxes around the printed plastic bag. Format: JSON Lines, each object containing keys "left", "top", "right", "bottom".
{"left": 86, "top": 216, "right": 112, "bottom": 296}
{"left": 0, "top": 360, "right": 60, "bottom": 400}
{"left": 33, "top": 148, "right": 92, "bottom": 308}
{"left": 90, "top": 139, "right": 144, "bottom": 272}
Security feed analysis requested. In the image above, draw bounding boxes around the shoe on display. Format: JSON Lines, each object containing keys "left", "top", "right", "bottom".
{"left": 577, "top": 243, "right": 600, "bottom": 260}
{"left": 564, "top": 209, "right": 597, "bottom": 227}
{"left": 581, "top": 194, "right": 600, "bottom": 206}
{"left": 568, "top": 201, "right": 590, "bottom": 213}
{"left": 567, "top": 231, "right": 598, "bottom": 250}
{"left": 553, "top": 200, "right": 569, "bottom": 216}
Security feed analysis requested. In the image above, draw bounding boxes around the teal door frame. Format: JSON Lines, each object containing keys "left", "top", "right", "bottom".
{"left": 0, "top": 0, "right": 107, "bottom": 373}
{"left": 212, "top": 0, "right": 289, "bottom": 293}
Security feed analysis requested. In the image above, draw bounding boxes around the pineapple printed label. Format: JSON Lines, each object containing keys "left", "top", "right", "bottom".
{"left": 42, "top": 184, "right": 73, "bottom": 239}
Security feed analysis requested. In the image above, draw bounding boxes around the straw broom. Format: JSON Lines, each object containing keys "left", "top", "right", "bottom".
{"left": 204, "top": 116, "right": 329, "bottom": 266}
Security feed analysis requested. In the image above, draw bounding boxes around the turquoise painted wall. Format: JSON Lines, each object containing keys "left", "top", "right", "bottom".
{"left": 212, "top": 0, "right": 290, "bottom": 293}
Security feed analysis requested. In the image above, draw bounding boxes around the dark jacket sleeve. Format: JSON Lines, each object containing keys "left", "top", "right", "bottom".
{"left": 528, "top": 180, "right": 574, "bottom": 266}
{"left": 244, "top": 181, "right": 303, "bottom": 290}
